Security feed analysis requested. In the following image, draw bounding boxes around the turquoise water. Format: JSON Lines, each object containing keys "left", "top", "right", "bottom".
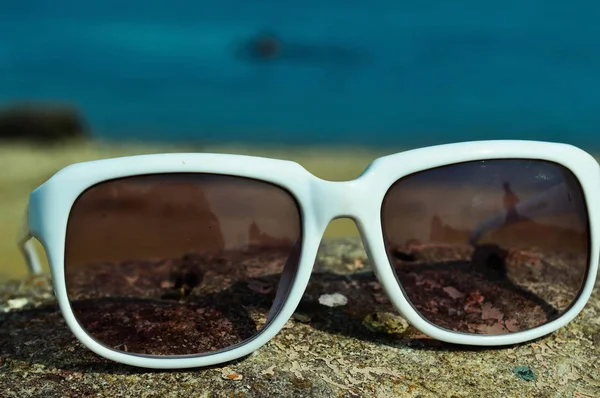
{"left": 1, "top": 1, "right": 600, "bottom": 148}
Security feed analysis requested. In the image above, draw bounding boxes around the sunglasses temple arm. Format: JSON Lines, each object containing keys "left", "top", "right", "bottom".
{"left": 469, "top": 182, "right": 573, "bottom": 244}
{"left": 17, "top": 207, "right": 43, "bottom": 275}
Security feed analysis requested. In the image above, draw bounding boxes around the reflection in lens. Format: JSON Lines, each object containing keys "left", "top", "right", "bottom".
{"left": 65, "top": 174, "right": 302, "bottom": 356}
{"left": 381, "top": 160, "right": 589, "bottom": 335}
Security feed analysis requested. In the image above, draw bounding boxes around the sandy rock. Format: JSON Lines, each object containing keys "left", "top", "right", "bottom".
{"left": 0, "top": 238, "right": 598, "bottom": 397}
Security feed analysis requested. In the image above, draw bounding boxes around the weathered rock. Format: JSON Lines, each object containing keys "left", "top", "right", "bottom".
{"left": 0, "top": 103, "right": 87, "bottom": 143}
{"left": 0, "top": 238, "right": 598, "bottom": 397}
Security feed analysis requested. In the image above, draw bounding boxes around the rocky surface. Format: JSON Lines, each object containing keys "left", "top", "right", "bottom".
{"left": 0, "top": 238, "right": 598, "bottom": 397}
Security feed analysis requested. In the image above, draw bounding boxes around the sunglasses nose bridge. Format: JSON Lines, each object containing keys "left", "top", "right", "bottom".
{"left": 310, "top": 178, "right": 370, "bottom": 225}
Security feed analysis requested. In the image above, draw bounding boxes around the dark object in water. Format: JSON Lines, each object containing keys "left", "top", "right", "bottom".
{"left": 251, "top": 32, "right": 282, "bottom": 59}
{"left": 0, "top": 103, "right": 87, "bottom": 144}
{"left": 235, "top": 30, "right": 368, "bottom": 68}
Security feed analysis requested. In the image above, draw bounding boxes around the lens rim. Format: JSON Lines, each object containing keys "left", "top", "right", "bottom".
{"left": 379, "top": 158, "right": 592, "bottom": 336}
{"left": 63, "top": 172, "right": 305, "bottom": 359}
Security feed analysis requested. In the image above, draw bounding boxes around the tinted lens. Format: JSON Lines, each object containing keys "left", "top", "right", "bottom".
{"left": 382, "top": 160, "right": 589, "bottom": 335}
{"left": 65, "top": 173, "right": 302, "bottom": 356}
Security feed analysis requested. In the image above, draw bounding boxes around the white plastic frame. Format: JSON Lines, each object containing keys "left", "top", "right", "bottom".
{"left": 19, "top": 140, "right": 600, "bottom": 369}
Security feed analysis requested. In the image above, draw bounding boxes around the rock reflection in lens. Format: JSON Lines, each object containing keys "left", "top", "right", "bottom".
{"left": 65, "top": 174, "right": 302, "bottom": 356}
{"left": 382, "top": 160, "right": 590, "bottom": 335}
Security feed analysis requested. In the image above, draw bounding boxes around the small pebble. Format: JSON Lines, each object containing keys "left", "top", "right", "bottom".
{"left": 513, "top": 366, "right": 536, "bottom": 381}
{"left": 318, "top": 293, "right": 348, "bottom": 308}
{"left": 221, "top": 369, "right": 243, "bottom": 381}
{"left": 292, "top": 313, "right": 312, "bottom": 323}
{"left": 1, "top": 298, "right": 29, "bottom": 312}
{"left": 363, "top": 312, "right": 409, "bottom": 335}
{"left": 261, "top": 365, "right": 276, "bottom": 377}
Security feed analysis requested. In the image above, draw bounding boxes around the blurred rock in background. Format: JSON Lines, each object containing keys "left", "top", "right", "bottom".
{"left": 0, "top": 103, "right": 88, "bottom": 144}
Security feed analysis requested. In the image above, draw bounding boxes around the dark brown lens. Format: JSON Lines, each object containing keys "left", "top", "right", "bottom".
{"left": 65, "top": 173, "right": 302, "bottom": 356}
{"left": 381, "top": 160, "right": 590, "bottom": 335}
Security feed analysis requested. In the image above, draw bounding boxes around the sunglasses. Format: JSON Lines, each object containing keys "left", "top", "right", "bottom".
{"left": 17, "top": 140, "right": 599, "bottom": 369}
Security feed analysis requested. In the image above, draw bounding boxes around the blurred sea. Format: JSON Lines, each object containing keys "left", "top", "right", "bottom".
{"left": 1, "top": 1, "right": 600, "bottom": 148}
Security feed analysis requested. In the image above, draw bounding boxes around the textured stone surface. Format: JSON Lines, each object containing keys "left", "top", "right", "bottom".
{"left": 0, "top": 238, "right": 598, "bottom": 398}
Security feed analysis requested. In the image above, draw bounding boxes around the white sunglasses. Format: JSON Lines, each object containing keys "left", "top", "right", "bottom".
{"left": 18, "top": 140, "right": 599, "bottom": 369}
